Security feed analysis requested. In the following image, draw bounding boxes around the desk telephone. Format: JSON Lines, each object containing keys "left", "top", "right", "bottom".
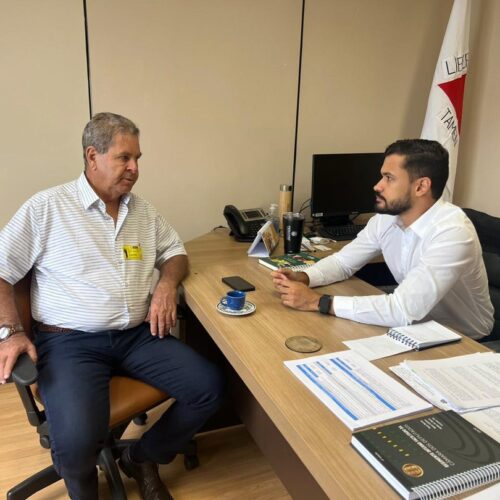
{"left": 223, "top": 205, "right": 266, "bottom": 242}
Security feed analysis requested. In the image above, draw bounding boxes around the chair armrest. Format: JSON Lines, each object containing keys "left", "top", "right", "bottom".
{"left": 11, "top": 352, "right": 38, "bottom": 385}
{"left": 10, "top": 352, "right": 44, "bottom": 427}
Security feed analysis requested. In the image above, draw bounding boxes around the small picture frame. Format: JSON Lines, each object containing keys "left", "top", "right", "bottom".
{"left": 247, "top": 220, "right": 279, "bottom": 258}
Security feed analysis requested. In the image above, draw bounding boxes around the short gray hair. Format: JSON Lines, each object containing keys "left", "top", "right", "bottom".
{"left": 82, "top": 112, "right": 139, "bottom": 165}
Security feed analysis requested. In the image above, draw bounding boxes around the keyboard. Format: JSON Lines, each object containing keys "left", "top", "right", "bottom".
{"left": 318, "top": 224, "right": 366, "bottom": 241}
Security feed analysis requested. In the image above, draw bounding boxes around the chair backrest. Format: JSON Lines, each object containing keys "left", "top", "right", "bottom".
{"left": 463, "top": 208, "right": 500, "bottom": 340}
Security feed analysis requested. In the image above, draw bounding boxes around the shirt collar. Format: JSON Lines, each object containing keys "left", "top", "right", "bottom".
{"left": 77, "top": 172, "right": 132, "bottom": 210}
{"left": 407, "top": 199, "right": 444, "bottom": 238}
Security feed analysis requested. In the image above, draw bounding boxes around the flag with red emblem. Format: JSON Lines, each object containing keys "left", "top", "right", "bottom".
{"left": 421, "top": 0, "right": 470, "bottom": 202}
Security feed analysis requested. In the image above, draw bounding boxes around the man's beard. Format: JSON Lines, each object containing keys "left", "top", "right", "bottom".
{"left": 374, "top": 192, "right": 412, "bottom": 215}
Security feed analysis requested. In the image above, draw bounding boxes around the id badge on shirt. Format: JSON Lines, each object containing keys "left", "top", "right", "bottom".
{"left": 123, "top": 245, "right": 143, "bottom": 260}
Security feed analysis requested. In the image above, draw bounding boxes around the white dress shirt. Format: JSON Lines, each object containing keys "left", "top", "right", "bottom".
{"left": 305, "top": 200, "right": 494, "bottom": 339}
{"left": 0, "top": 173, "right": 186, "bottom": 332}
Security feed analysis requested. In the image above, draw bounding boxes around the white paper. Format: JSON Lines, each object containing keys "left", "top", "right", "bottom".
{"left": 390, "top": 363, "right": 452, "bottom": 411}
{"left": 285, "top": 350, "right": 431, "bottom": 431}
{"left": 462, "top": 407, "right": 500, "bottom": 444}
{"left": 402, "top": 352, "right": 500, "bottom": 411}
{"left": 344, "top": 335, "right": 413, "bottom": 360}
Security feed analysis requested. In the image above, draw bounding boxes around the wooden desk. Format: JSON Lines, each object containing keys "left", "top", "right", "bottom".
{"left": 182, "top": 228, "right": 489, "bottom": 499}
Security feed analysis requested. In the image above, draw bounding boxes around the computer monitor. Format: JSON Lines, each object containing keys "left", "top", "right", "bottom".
{"left": 310, "top": 153, "right": 384, "bottom": 224}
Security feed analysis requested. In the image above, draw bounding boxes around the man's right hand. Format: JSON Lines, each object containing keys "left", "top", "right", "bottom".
{"left": 0, "top": 333, "right": 37, "bottom": 384}
{"left": 270, "top": 268, "right": 310, "bottom": 285}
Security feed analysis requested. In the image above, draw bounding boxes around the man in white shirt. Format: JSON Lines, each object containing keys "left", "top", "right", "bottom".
{"left": 0, "top": 113, "right": 224, "bottom": 500}
{"left": 272, "top": 139, "right": 494, "bottom": 339}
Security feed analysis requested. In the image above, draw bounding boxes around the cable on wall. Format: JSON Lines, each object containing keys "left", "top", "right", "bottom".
{"left": 83, "top": 0, "right": 93, "bottom": 118}
{"left": 291, "top": 0, "right": 306, "bottom": 209}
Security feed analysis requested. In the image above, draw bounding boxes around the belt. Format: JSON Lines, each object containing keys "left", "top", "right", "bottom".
{"left": 37, "top": 323, "right": 74, "bottom": 333}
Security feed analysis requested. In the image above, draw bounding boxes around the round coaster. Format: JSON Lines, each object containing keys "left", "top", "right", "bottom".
{"left": 285, "top": 336, "right": 322, "bottom": 353}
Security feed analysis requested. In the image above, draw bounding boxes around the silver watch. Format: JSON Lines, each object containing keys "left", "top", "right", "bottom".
{"left": 0, "top": 324, "right": 25, "bottom": 342}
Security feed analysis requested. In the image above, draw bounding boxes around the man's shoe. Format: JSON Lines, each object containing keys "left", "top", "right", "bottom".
{"left": 119, "top": 446, "right": 173, "bottom": 500}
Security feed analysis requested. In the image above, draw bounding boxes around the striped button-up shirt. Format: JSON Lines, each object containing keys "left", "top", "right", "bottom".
{"left": 0, "top": 173, "right": 186, "bottom": 332}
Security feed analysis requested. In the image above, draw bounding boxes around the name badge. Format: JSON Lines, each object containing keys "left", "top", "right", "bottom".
{"left": 123, "top": 245, "right": 143, "bottom": 260}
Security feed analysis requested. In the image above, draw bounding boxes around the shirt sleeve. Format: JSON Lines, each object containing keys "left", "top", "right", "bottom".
{"left": 333, "top": 223, "right": 476, "bottom": 327}
{"left": 0, "top": 198, "right": 43, "bottom": 284}
{"left": 155, "top": 214, "right": 187, "bottom": 267}
{"left": 305, "top": 216, "right": 383, "bottom": 287}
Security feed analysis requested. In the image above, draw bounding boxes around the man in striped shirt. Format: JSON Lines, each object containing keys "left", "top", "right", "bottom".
{"left": 0, "top": 113, "right": 224, "bottom": 500}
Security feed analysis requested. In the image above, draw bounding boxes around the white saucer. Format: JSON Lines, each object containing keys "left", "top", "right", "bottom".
{"left": 216, "top": 301, "right": 256, "bottom": 316}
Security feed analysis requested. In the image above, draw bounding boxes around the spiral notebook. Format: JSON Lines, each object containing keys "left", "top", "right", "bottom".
{"left": 351, "top": 411, "right": 500, "bottom": 500}
{"left": 343, "top": 321, "right": 461, "bottom": 361}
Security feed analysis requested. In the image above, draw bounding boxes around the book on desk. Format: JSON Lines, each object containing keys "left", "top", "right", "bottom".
{"left": 351, "top": 411, "right": 500, "bottom": 499}
{"left": 258, "top": 251, "right": 320, "bottom": 271}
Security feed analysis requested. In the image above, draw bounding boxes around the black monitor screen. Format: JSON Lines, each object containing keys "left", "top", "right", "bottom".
{"left": 310, "top": 153, "right": 384, "bottom": 218}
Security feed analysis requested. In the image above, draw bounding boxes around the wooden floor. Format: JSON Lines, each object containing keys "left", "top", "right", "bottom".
{"left": 0, "top": 383, "right": 290, "bottom": 499}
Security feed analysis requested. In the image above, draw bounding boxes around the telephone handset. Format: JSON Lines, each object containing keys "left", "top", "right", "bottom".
{"left": 223, "top": 205, "right": 266, "bottom": 241}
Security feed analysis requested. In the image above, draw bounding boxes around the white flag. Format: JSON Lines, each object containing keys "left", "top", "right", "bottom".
{"left": 421, "top": 0, "right": 470, "bottom": 202}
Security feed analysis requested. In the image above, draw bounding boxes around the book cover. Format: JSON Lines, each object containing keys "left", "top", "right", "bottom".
{"left": 352, "top": 411, "right": 500, "bottom": 499}
{"left": 258, "top": 251, "right": 320, "bottom": 271}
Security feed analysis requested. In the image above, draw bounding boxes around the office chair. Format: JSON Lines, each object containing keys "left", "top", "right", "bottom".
{"left": 463, "top": 208, "right": 500, "bottom": 352}
{"left": 7, "top": 274, "right": 199, "bottom": 500}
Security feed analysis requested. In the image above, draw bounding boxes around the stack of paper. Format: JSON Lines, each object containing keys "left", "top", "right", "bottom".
{"left": 390, "top": 352, "right": 500, "bottom": 413}
{"left": 390, "top": 357, "right": 500, "bottom": 443}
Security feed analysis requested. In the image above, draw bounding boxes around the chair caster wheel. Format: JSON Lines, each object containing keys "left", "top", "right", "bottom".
{"left": 133, "top": 413, "right": 148, "bottom": 425}
{"left": 39, "top": 436, "right": 51, "bottom": 449}
{"left": 184, "top": 454, "right": 199, "bottom": 470}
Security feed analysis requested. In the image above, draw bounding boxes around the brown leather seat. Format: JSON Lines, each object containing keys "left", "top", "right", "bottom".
{"left": 31, "top": 377, "right": 168, "bottom": 428}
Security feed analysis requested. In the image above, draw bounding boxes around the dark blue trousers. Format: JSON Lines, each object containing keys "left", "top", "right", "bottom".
{"left": 34, "top": 323, "right": 224, "bottom": 500}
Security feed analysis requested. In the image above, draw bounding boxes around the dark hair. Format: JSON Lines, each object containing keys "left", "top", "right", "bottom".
{"left": 82, "top": 112, "right": 139, "bottom": 166}
{"left": 384, "top": 139, "right": 449, "bottom": 199}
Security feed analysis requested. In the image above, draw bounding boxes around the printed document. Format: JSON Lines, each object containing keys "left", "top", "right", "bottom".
{"left": 400, "top": 352, "right": 500, "bottom": 412}
{"left": 390, "top": 364, "right": 500, "bottom": 443}
{"left": 284, "top": 350, "right": 431, "bottom": 431}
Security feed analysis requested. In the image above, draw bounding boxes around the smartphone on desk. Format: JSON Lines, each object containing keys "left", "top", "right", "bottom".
{"left": 222, "top": 276, "right": 256, "bottom": 292}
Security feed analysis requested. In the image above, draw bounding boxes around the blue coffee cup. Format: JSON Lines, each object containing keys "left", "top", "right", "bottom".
{"left": 221, "top": 290, "right": 246, "bottom": 310}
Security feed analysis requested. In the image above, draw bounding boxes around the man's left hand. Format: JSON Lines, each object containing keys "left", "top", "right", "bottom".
{"left": 273, "top": 272, "right": 321, "bottom": 311}
{"left": 146, "top": 281, "right": 178, "bottom": 338}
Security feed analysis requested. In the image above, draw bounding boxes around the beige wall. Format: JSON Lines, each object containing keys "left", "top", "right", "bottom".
{"left": 1, "top": 0, "right": 498, "bottom": 240}
{"left": 87, "top": 0, "right": 301, "bottom": 241}
{"left": 454, "top": 0, "right": 500, "bottom": 216}
{"left": 294, "top": 0, "right": 453, "bottom": 211}
{"left": 0, "top": 0, "right": 89, "bottom": 226}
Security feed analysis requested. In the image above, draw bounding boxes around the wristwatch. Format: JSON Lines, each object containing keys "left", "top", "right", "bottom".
{"left": 318, "top": 294, "right": 332, "bottom": 315}
{"left": 0, "top": 324, "right": 25, "bottom": 342}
